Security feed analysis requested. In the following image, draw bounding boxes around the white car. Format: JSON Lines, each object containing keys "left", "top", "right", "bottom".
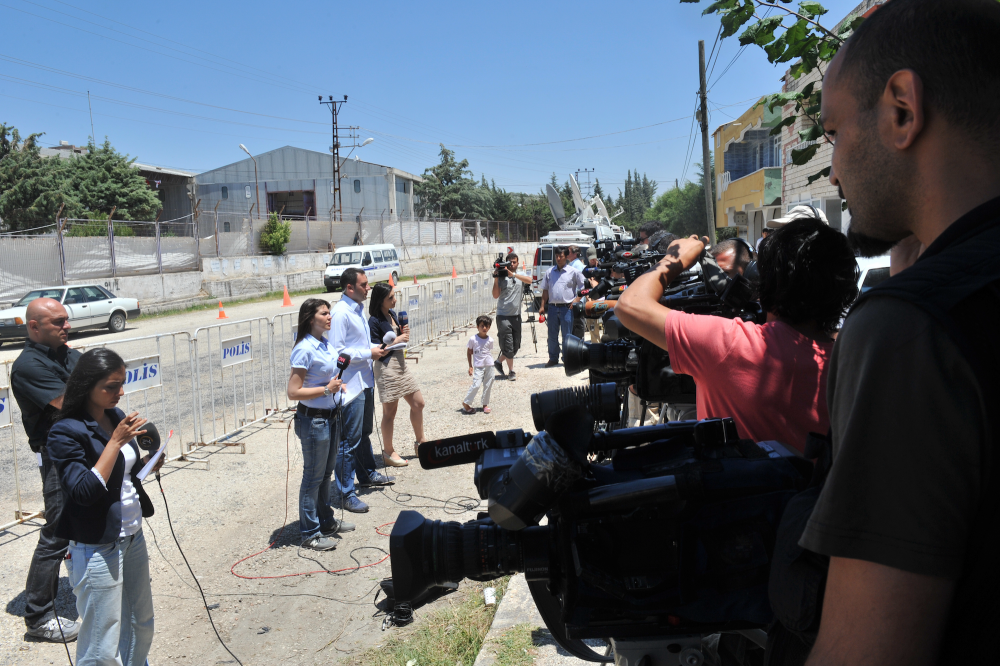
{"left": 323, "top": 244, "right": 402, "bottom": 292}
{"left": 0, "top": 284, "right": 140, "bottom": 346}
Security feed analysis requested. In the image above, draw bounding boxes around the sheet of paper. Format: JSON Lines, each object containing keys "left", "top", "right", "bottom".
{"left": 137, "top": 429, "right": 172, "bottom": 481}
{"left": 386, "top": 342, "right": 408, "bottom": 351}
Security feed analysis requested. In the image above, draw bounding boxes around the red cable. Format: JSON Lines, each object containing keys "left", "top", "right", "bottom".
{"left": 228, "top": 420, "right": 395, "bottom": 580}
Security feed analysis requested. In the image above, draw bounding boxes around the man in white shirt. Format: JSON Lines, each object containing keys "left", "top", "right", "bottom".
{"left": 539, "top": 248, "right": 586, "bottom": 367}
{"left": 330, "top": 268, "right": 393, "bottom": 513}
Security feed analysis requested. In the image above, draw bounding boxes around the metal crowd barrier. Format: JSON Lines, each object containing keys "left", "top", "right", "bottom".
{"left": 1, "top": 271, "right": 501, "bottom": 532}
{"left": 0, "top": 359, "right": 42, "bottom": 531}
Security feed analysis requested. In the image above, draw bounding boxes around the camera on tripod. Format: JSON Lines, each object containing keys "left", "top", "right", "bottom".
{"left": 389, "top": 389, "right": 812, "bottom": 664}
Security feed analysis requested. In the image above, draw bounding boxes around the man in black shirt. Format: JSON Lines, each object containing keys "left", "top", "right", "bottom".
{"left": 799, "top": 1, "right": 1000, "bottom": 665}
{"left": 10, "top": 297, "right": 82, "bottom": 642}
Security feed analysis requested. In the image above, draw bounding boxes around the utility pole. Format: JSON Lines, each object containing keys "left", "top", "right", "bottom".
{"left": 575, "top": 168, "right": 595, "bottom": 199}
{"left": 698, "top": 40, "right": 716, "bottom": 245}
{"left": 320, "top": 95, "right": 347, "bottom": 221}
{"left": 87, "top": 91, "right": 96, "bottom": 144}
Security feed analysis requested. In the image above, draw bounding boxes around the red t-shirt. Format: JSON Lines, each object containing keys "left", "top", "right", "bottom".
{"left": 663, "top": 310, "right": 833, "bottom": 453}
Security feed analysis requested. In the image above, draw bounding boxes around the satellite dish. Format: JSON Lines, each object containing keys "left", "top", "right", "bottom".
{"left": 569, "top": 174, "right": 587, "bottom": 215}
{"left": 545, "top": 184, "right": 567, "bottom": 227}
{"left": 594, "top": 196, "right": 610, "bottom": 222}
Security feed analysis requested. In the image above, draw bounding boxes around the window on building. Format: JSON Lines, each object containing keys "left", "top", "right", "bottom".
{"left": 221, "top": 186, "right": 229, "bottom": 199}
{"left": 354, "top": 179, "right": 361, "bottom": 193}
{"left": 396, "top": 180, "right": 410, "bottom": 194}
{"left": 224, "top": 221, "right": 231, "bottom": 232}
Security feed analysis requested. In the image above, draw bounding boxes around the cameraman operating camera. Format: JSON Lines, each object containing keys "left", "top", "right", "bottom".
{"left": 491, "top": 253, "right": 532, "bottom": 380}
{"left": 615, "top": 219, "right": 858, "bottom": 452}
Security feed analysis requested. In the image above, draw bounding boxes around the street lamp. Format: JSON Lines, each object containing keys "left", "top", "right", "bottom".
{"left": 337, "top": 137, "right": 374, "bottom": 169}
{"left": 239, "top": 143, "right": 260, "bottom": 219}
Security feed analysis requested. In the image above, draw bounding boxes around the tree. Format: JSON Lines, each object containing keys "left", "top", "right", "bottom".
{"left": 414, "top": 145, "right": 489, "bottom": 219}
{"left": 259, "top": 212, "right": 292, "bottom": 255}
{"left": 681, "top": 0, "right": 863, "bottom": 183}
{"left": 645, "top": 160, "right": 713, "bottom": 238}
{"left": 0, "top": 124, "right": 82, "bottom": 231}
{"left": 70, "top": 139, "right": 162, "bottom": 221}
{"left": 614, "top": 170, "right": 659, "bottom": 231}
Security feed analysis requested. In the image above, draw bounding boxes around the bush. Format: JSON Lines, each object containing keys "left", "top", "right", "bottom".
{"left": 65, "top": 220, "right": 136, "bottom": 237}
{"left": 259, "top": 212, "right": 291, "bottom": 255}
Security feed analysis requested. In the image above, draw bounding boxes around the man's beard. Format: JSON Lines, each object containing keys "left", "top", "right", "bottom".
{"left": 841, "top": 112, "right": 915, "bottom": 257}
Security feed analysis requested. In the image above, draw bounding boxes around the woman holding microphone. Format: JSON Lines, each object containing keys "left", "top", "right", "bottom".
{"left": 46, "top": 348, "right": 163, "bottom": 665}
{"left": 368, "top": 283, "right": 425, "bottom": 466}
{"left": 287, "top": 298, "right": 353, "bottom": 552}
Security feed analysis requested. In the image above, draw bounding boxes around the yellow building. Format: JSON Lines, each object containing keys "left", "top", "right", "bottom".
{"left": 713, "top": 98, "right": 783, "bottom": 245}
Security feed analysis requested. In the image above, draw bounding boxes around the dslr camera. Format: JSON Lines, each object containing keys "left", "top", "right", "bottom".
{"left": 389, "top": 387, "right": 811, "bottom": 665}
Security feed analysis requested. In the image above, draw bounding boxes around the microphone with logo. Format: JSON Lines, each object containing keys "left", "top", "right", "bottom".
{"left": 380, "top": 331, "right": 396, "bottom": 349}
{"left": 136, "top": 422, "right": 173, "bottom": 481}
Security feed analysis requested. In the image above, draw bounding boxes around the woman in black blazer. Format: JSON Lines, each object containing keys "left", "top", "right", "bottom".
{"left": 47, "top": 348, "right": 161, "bottom": 666}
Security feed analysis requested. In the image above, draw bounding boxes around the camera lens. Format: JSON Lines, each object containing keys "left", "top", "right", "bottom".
{"left": 389, "top": 510, "right": 551, "bottom": 602}
{"left": 562, "top": 335, "right": 635, "bottom": 378}
{"left": 529, "top": 381, "right": 620, "bottom": 431}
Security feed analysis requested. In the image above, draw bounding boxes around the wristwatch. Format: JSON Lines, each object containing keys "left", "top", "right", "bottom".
{"left": 323, "top": 386, "right": 333, "bottom": 397}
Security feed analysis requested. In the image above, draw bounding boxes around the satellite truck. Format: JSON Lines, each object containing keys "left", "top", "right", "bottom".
{"left": 530, "top": 175, "right": 633, "bottom": 308}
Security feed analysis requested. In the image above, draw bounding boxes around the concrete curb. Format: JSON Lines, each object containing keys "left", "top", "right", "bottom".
{"left": 474, "top": 575, "right": 606, "bottom": 666}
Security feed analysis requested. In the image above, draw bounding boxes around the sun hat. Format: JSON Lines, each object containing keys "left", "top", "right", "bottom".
{"left": 766, "top": 204, "right": 829, "bottom": 229}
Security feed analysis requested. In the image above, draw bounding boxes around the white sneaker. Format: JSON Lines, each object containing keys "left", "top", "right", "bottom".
{"left": 26, "top": 616, "right": 80, "bottom": 642}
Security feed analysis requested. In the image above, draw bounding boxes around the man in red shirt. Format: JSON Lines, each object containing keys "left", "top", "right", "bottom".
{"left": 616, "top": 218, "right": 858, "bottom": 452}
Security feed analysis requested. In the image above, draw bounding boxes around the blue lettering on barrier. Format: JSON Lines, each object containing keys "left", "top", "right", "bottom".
{"left": 0, "top": 397, "right": 6, "bottom": 416}
{"left": 221, "top": 341, "right": 252, "bottom": 359}
{"left": 124, "top": 362, "right": 159, "bottom": 386}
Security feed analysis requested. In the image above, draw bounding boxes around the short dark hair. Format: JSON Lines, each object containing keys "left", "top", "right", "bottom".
{"left": 757, "top": 219, "right": 859, "bottom": 334}
{"left": 58, "top": 348, "right": 126, "bottom": 421}
{"left": 506, "top": 252, "right": 518, "bottom": 262}
{"left": 647, "top": 230, "right": 679, "bottom": 254}
{"left": 711, "top": 239, "right": 752, "bottom": 272}
{"left": 476, "top": 314, "right": 492, "bottom": 328}
{"left": 638, "top": 221, "right": 664, "bottom": 238}
{"left": 341, "top": 267, "right": 364, "bottom": 288}
{"left": 839, "top": 0, "right": 1000, "bottom": 151}
{"left": 553, "top": 247, "right": 568, "bottom": 257}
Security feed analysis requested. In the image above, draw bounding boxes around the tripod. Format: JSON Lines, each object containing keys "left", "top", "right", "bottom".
{"left": 521, "top": 283, "right": 538, "bottom": 353}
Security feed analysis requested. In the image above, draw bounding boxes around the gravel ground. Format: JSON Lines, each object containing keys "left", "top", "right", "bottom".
{"left": 0, "top": 290, "right": 586, "bottom": 666}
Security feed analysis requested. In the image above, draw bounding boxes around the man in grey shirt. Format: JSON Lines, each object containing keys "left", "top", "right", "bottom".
{"left": 491, "top": 253, "right": 532, "bottom": 381}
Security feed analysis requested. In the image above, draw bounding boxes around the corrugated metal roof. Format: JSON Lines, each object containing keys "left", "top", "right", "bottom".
{"left": 195, "top": 146, "right": 421, "bottom": 184}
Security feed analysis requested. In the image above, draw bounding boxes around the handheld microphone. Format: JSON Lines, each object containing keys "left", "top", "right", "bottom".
{"left": 398, "top": 311, "right": 408, "bottom": 328}
{"left": 336, "top": 353, "right": 351, "bottom": 380}
{"left": 136, "top": 422, "right": 160, "bottom": 452}
{"left": 380, "top": 331, "right": 396, "bottom": 349}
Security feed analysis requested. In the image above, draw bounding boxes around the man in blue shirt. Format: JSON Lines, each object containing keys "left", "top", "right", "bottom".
{"left": 329, "top": 268, "right": 394, "bottom": 513}
{"left": 539, "top": 248, "right": 586, "bottom": 367}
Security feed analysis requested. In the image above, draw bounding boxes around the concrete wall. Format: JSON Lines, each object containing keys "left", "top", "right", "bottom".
{"left": 69, "top": 242, "right": 536, "bottom": 313}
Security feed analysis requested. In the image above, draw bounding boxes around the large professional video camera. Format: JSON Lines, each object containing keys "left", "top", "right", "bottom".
{"left": 390, "top": 389, "right": 811, "bottom": 664}
{"left": 493, "top": 253, "right": 513, "bottom": 279}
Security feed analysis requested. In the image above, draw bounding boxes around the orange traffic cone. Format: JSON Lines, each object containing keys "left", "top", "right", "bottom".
{"left": 217, "top": 301, "right": 229, "bottom": 319}
{"left": 413, "top": 275, "right": 418, "bottom": 285}
{"left": 388, "top": 273, "right": 395, "bottom": 287}
{"left": 281, "top": 285, "right": 293, "bottom": 307}
{"left": 451, "top": 266, "right": 458, "bottom": 279}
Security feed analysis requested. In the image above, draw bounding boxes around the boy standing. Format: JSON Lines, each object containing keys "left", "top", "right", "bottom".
{"left": 462, "top": 315, "right": 496, "bottom": 414}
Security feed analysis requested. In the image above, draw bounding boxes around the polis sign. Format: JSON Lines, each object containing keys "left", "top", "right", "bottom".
{"left": 124, "top": 356, "right": 161, "bottom": 395}
{"left": 221, "top": 334, "right": 253, "bottom": 367}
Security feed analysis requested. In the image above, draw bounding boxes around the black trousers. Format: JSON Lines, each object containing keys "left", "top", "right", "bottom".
{"left": 23, "top": 447, "right": 69, "bottom": 628}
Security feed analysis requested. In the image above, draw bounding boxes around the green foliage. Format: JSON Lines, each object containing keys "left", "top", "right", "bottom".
{"left": 613, "top": 170, "right": 658, "bottom": 231}
{"left": 645, "top": 161, "right": 713, "bottom": 238}
{"left": 70, "top": 139, "right": 162, "bottom": 221}
{"left": 259, "top": 212, "right": 292, "bottom": 255}
{"left": 716, "top": 226, "right": 739, "bottom": 243}
{"left": 0, "top": 126, "right": 161, "bottom": 232}
{"left": 415, "top": 145, "right": 491, "bottom": 220}
{"left": 65, "top": 219, "right": 136, "bottom": 237}
{"left": 685, "top": 0, "right": 863, "bottom": 182}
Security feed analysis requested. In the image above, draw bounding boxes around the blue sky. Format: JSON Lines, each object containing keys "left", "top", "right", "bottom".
{"left": 1, "top": 0, "right": 862, "bottom": 196}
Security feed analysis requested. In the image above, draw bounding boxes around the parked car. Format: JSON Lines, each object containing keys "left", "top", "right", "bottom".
{"left": 323, "top": 244, "right": 402, "bottom": 292}
{"left": 0, "top": 284, "right": 140, "bottom": 346}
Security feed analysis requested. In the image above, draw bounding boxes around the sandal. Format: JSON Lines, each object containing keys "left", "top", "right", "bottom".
{"left": 483, "top": 406, "right": 492, "bottom": 414}
{"left": 383, "top": 453, "right": 408, "bottom": 467}
{"left": 461, "top": 403, "right": 475, "bottom": 415}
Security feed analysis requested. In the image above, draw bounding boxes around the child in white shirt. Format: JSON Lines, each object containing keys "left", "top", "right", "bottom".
{"left": 463, "top": 315, "right": 496, "bottom": 414}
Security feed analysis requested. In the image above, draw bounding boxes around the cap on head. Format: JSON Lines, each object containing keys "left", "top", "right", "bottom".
{"left": 586, "top": 247, "right": 597, "bottom": 260}
{"left": 766, "top": 205, "right": 829, "bottom": 229}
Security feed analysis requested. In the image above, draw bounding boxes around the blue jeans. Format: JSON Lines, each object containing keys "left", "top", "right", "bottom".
{"left": 67, "top": 531, "right": 153, "bottom": 666}
{"left": 546, "top": 304, "right": 574, "bottom": 363}
{"left": 294, "top": 413, "right": 340, "bottom": 539}
{"left": 333, "top": 389, "right": 379, "bottom": 501}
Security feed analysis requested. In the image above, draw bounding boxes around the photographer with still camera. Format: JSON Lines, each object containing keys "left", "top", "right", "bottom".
{"left": 615, "top": 219, "right": 858, "bottom": 452}
{"left": 786, "top": 2, "right": 1000, "bottom": 665}
{"left": 491, "top": 253, "right": 532, "bottom": 381}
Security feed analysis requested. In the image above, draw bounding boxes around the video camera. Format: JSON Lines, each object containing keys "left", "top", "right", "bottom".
{"left": 389, "top": 391, "right": 811, "bottom": 664}
{"left": 493, "top": 253, "right": 513, "bottom": 279}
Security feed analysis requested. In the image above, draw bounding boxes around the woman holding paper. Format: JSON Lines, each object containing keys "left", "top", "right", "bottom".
{"left": 368, "top": 282, "right": 424, "bottom": 467}
{"left": 46, "top": 348, "right": 162, "bottom": 665}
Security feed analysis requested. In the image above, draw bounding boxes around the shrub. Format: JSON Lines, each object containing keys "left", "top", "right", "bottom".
{"left": 259, "top": 212, "right": 291, "bottom": 255}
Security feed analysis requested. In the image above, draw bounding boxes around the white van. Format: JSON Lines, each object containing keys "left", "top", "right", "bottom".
{"left": 324, "top": 244, "right": 402, "bottom": 292}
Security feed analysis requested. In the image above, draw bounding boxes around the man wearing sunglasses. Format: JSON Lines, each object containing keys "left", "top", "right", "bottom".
{"left": 10, "top": 298, "right": 82, "bottom": 643}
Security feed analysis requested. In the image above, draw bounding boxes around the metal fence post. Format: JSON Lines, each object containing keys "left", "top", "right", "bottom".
{"left": 57, "top": 217, "right": 67, "bottom": 285}
{"left": 155, "top": 219, "right": 163, "bottom": 274}
{"left": 107, "top": 206, "right": 117, "bottom": 278}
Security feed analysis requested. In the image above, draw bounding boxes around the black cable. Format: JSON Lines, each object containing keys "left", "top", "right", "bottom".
{"left": 55, "top": 608, "right": 74, "bottom": 666}
{"left": 155, "top": 473, "right": 244, "bottom": 666}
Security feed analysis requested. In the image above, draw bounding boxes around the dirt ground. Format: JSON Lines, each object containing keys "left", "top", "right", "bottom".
{"left": 0, "top": 292, "right": 584, "bottom": 666}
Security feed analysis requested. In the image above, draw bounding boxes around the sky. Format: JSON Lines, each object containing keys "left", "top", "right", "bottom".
{"left": 1, "top": 0, "right": 863, "bottom": 197}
